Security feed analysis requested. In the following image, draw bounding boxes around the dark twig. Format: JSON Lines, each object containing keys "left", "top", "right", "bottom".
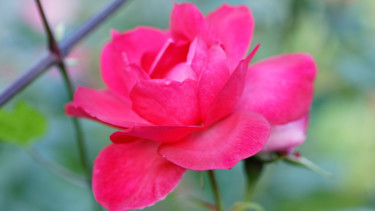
{"left": 0, "top": 0, "right": 129, "bottom": 106}
{"left": 35, "top": 0, "right": 60, "bottom": 55}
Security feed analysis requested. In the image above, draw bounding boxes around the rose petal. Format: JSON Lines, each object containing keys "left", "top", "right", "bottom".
{"left": 111, "top": 125, "right": 203, "bottom": 144}
{"left": 130, "top": 79, "right": 199, "bottom": 125}
{"left": 109, "top": 27, "right": 169, "bottom": 65}
{"left": 149, "top": 42, "right": 190, "bottom": 79}
{"left": 100, "top": 42, "right": 127, "bottom": 96}
{"left": 237, "top": 53, "right": 317, "bottom": 124}
{"left": 262, "top": 115, "right": 309, "bottom": 153}
{"left": 186, "top": 37, "right": 209, "bottom": 76}
{"left": 197, "top": 45, "right": 230, "bottom": 122}
{"left": 123, "top": 64, "right": 150, "bottom": 95}
{"left": 206, "top": 4, "right": 254, "bottom": 68}
{"left": 165, "top": 63, "right": 197, "bottom": 82}
{"left": 205, "top": 45, "right": 259, "bottom": 125}
{"left": 93, "top": 141, "right": 186, "bottom": 211}
{"left": 65, "top": 103, "right": 93, "bottom": 120}
{"left": 65, "top": 87, "right": 147, "bottom": 128}
{"left": 170, "top": 3, "right": 206, "bottom": 42}
{"left": 147, "top": 38, "right": 174, "bottom": 75}
{"left": 101, "top": 27, "right": 168, "bottom": 95}
{"left": 158, "top": 111, "right": 270, "bottom": 170}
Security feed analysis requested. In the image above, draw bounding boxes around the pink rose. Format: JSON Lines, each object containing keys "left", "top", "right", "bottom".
{"left": 66, "top": 3, "right": 316, "bottom": 211}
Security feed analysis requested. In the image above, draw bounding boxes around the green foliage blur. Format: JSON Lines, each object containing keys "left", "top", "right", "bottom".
{"left": 0, "top": 102, "right": 46, "bottom": 146}
{"left": 0, "top": 0, "right": 374, "bottom": 210}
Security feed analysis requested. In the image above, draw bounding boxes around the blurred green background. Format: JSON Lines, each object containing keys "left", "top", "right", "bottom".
{"left": 1, "top": 0, "right": 374, "bottom": 210}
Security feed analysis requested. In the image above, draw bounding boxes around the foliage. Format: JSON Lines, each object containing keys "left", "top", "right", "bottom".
{"left": 0, "top": 102, "right": 46, "bottom": 147}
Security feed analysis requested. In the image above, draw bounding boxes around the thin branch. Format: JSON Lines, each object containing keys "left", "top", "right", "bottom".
{"left": 0, "top": 0, "right": 129, "bottom": 107}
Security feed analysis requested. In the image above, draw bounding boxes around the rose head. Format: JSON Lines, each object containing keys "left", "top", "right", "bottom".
{"left": 66, "top": 3, "right": 316, "bottom": 211}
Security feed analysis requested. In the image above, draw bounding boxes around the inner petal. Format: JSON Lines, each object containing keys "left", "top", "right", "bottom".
{"left": 148, "top": 38, "right": 173, "bottom": 75}
{"left": 149, "top": 42, "right": 190, "bottom": 79}
{"left": 165, "top": 63, "right": 197, "bottom": 82}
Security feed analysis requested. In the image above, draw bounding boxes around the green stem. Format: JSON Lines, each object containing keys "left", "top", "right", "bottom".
{"left": 208, "top": 170, "right": 224, "bottom": 211}
{"left": 34, "top": 1, "right": 98, "bottom": 210}
{"left": 28, "top": 148, "right": 88, "bottom": 187}
{"left": 34, "top": 0, "right": 91, "bottom": 187}
{"left": 245, "top": 179, "right": 254, "bottom": 202}
{"left": 58, "top": 62, "right": 91, "bottom": 182}
{"left": 244, "top": 157, "right": 265, "bottom": 202}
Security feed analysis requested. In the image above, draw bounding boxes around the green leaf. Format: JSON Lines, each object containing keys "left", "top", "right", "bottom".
{"left": 284, "top": 152, "right": 333, "bottom": 178}
{"left": 0, "top": 102, "right": 47, "bottom": 147}
{"left": 229, "top": 202, "right": 265, "bottom": 211}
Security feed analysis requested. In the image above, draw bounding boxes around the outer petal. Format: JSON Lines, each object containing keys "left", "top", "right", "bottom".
{"left": 237, "top": 53, "right": 317, "bottom": 124}
{"left": 205, "top": 45, "right": 259, "bottom": 125}
{"left": 93, "top": 141, "right": 186, "bottom": 211}
{"left": 100, "top": 42, "right": 127, "bottom": 96}
{"left": 262, "top": 115, "right": 309, "bottom": 153}
{"left": 158, "top": 111, "right": 270, "bottom": 170}
{"left": 65, "top": 87, "right": 147, "bottom": 128}
{"left": 206, "top": 4, "right": 254, "bottom": 68}
{"left": 111, "top": 125, "right": 203, "bottom": 144}
{"left": 130, "top": 79, "right": 199, "bottom": 125}
{"left": 101, "top": 27, "right": 168, "bottom": 95}
{"left": 197, "top": 45, "right": 230, "bottom": 122}
{"left": 109, "top": 27, "right": 169, "bottom": 66}
{"left": 170, "top": 3, "right": 206, "bottom": 42}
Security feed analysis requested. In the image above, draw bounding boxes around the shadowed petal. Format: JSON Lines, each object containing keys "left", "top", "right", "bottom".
{"left": 65, "top": 87, "right": 147, "bottom": 128}
{"left": 149, "top": 42, "right": 190, "bottom": 79}
{"left": 262, "top": 115, "right": 308, "bottom": 153}
{"left": 111, "top": 125, "right": 203, "bottom": 144}
{"left": 158, "top": 111, "right": 270, "bottom": 170}
{"left": 237, "top": 53, "right": 317, "bottom": 124}
{"left": 93, "top": 141, "right": 186, "bottom": 211}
